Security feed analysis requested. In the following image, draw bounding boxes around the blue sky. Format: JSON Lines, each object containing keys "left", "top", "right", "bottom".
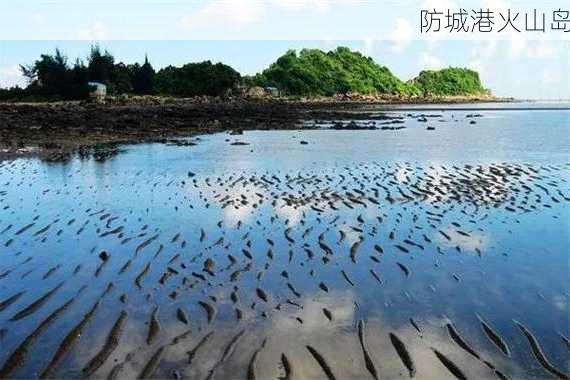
{"left": 0, "top": 1, "right": 568, "bottom": 99}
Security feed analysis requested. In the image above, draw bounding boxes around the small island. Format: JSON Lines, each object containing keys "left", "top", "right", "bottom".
{"left": 250, "top": 47, "right": 490, "bottom": 99}
{"left": 1, "top": 45, "right": 494, "bottom": 102}
{"left": 0, "top": 46, "right": 506, "bottom": 159}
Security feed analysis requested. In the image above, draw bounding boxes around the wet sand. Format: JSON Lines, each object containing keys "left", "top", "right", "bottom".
{"left": 0, "top": 98, "right": 520, "bottom": 161}
{"left": 0, "top": 104, "right": 569, "bottom": 379}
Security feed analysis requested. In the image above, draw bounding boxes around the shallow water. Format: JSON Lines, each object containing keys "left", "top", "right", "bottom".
{"left": 0, "top": 104, "right": 569, "bottom": 379}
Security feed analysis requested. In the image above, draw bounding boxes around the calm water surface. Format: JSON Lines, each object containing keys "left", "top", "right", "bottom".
{"left": 0, "top": 103, "right": 568, "bottom": 379}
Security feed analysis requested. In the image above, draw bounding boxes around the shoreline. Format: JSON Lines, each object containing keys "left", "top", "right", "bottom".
{"left": 0, "top": 93, "right": 515, "bottom": 106}
{"left": 0, "top": 95, "right": 543, "bottom": 162}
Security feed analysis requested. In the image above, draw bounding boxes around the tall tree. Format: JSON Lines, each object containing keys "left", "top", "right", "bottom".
{"left": 18, "top": 49, "right": 90, "bottom": 99}
{"left": 20, "top": 48, "right": 68, "bottom": 88}
{"left": 108, "top": 62, "right": 134, "bottom": 94}
{"left": 132, "top": 55, "right": 155, "bottom": 94}
{"left": 87, "top": 45, "right": 115, "bottom": 83}
{"left": 154, "top": 61, "right": 240, "bottom": 97}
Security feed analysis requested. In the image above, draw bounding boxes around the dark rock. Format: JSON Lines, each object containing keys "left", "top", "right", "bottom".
{"left": 98, "top": 250, "right": 110, "bottom": 261}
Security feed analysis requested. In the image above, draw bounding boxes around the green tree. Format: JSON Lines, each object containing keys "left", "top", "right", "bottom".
{"left": 409, "top": 68, "right": 488, "bottom": 96}
{"left": 20, "top": 48, "right": 68, "bottom": 89}
{"left": 8, "top": 45, "right": 489, "bottom": 102}
{"left": 132, "top": 56, "right": 155, "bottom": 94}
{"left": 107, "top": 62, "right": 134, "bottom": 94}
{"left": 154, "top": 61, "right": 240, "bottom": 97}
{"left": 252, "top": 47, "right": 418, "bottom": 96}
{"left": 87, "top": 45, "right": 115, "bottom": 83}
{"left": 19, "top": 48, "right": 90, "bottom": 100}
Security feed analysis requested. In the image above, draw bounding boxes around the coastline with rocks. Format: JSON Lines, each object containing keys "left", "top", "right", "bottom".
{"left": 0, "top": 94, "right": 513, "bottom": 161}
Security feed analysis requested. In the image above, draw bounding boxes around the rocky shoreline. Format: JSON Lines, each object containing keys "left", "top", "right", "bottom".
{"left": 0, "top": 95, "right": 512, "bottom": 161}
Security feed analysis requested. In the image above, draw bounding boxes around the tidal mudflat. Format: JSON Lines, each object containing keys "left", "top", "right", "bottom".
{"left": 0, "top": 103, "right": 568, "bottom": 379}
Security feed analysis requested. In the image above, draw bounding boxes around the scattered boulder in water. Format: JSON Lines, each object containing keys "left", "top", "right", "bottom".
{"left": 381, "top": 126, "right": 406, "bottom": 131}
{"left": 166, "top": 139, "right": 197, "bottom": 147}
{"left": 98, "top": 251, "right": 110, "bottom": 261}
{"left": 331, "top": 120, "right": 377, "bottom": 130}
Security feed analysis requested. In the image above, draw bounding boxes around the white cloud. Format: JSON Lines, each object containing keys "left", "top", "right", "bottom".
{"left": 541, "top": 68, "right": 560, "bottom": 85}
{"left": 508, "top": 34, "right": 526, "bottom": 59}
{"left": 509, "top": 39, "right": 561, "bottom": 61}
{"left": 481, "top": 0, "right": 509, "bottom": 14}
{"left": 437, "top": 225, "right": 490, "bottom": 253}
{"left": 270, "top": 0, "right": 330, "bottom": 13}
{"left": 77, "top": 22, "right": 109, "bottom": 40}
{"left": 389, "top": 18, "right": 413, "bottom": 53}
{"left": 29, "top": 12, "right": 47, "bottom": 24}
{"left": 480, "top": 0, "right": 561, "bottom": 61}
{"left": 0, "top": 65, "right": 25, "bottom": 89}
{"left": 0, "top": 65, "right": 20, "bottom": 77}
{"left": 421, "top": 0, "right": 457, "bottom": 12}
{"left": 468, "top": 40, "right": 497, "bottom": 75}
{"left": 472, "top": 40, "right": 497, "bottom": 59}
{"left": 274, "top": 203, "right": 307, "bottom": 227}
{"left": 527, "top": 40, "right": 561, "bottom": 59}
{"left": 419, "top": 51, "right": 443, "bottom": 69}
{"left": 271, "top": 0, "right": 362, "bottom": 13}
{"left": 179, "top": 0, "right": 362, "bottom": 32}
{"left": 180, "top": 0, "right": 266, "bottom": 30}
{"left": 468, "top": 59, "right": 483, "bottom": 73}
{"left": 417, "top": 0, "right": 457, "bottom": 44}
{"left": 362, "top": 37, "right": 375, "bottom": 56}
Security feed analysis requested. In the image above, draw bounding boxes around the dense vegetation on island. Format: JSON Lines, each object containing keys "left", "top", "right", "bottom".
{"left": 3, "top": 47, "right": 156, "bottom": 101}
{"left": 251, "top": 48, "right": 488, "bottom": 97}
{"left": 0, "top": 46, "right": 240, "bottom": 101}
{"left": 249, "top": 47, "right": 417, "bottom": 96}
{"left": 154, "top": 62, "right": 240, "bottom": 97}
{"left": 0, "top": 45, "right": 489, "bottom": 102}
{"left": 409, "top": 68, "right": 487, "bottom": 96}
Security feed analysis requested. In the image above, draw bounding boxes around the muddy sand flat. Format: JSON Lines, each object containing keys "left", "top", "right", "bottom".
{"left": 0, "top": 103, "right": 568, "bottom": 379}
